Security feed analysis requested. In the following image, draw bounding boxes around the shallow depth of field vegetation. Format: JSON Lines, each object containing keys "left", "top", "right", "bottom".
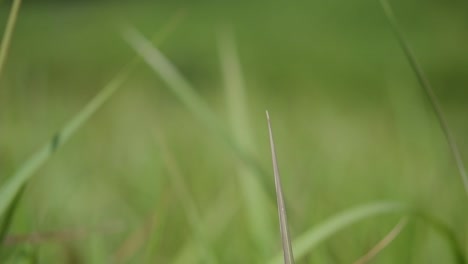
{"left": 0, "top": 0, "right": 467, "bottom": 263}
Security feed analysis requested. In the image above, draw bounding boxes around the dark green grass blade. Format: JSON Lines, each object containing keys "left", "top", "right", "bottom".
{"left": 266, "top": 111, "right": 295, "bottom": 264}
{"left": 0, "top": 0, "right": 22, "bottom": 81}
{"left": 379, "top": 0, "right": 468, "bottom": 196}
{"left": 412, "top": 210, "right": 466, "bottom": 264}
{"left": 0, "top": 14, "right": 183, "bottom": 218}
{"left": 0, "top": 184, "right": 25, "bottom": 249}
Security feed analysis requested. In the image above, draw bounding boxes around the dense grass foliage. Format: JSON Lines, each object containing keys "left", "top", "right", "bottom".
{"left": 0, "top": 0, "right": 467, "bottom": 263}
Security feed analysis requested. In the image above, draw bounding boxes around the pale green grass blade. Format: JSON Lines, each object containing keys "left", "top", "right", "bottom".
{"left": 266, "top": 111, "right": 295, "bottom": 264}
{"left": 353, "top": 217, "right": 408, "bottom": 264}
{"left": 122, "top": 29, "right": 273, "bottom": 190}
{"left": 379, "top": 0, "right": 468, "bottom": 196}
{"left": 153, "top": 126, "right": 218, "bottom": 264}
{"left": 123, "top": 28, "right": 276, "bottom": 250}
{"left": 0, "top": 14, "right": 183, "bottom": 219}
{"left": 0, "top": 0, "right": 22, "bottom": 81}
{"left": 218, "top": 29, "right": 275, "bottom": 255}
{"left": 268, "top": 202, "right": 407, "bottom": 264}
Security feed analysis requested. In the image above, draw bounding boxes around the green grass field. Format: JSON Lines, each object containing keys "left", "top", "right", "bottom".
{"left": 0, "top": 0, "right": 467, "bottom": 263}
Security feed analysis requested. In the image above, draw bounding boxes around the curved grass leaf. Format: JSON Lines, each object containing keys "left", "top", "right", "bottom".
{"left": 268, "top": 202, "right": 466, "bottom": 264}
{"left": 268, "top": 202, "right": 408, "bottom": 264}
{"left": 412, "top": 210, "right": 466, "bottom": 264}
{"left": 379, "top": 0, "right": 468, "bottom": 196}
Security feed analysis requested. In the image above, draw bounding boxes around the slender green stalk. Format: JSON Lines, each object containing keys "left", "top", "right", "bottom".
{"left": 0, "top": 0, "right": 22, "bottom": 81}
{"left": 353, "top": 217, "right": 408, "bottom": 264}
{"left": 379, "top": 0, "right": 468, "bottom": 196}
{"left": 266, "top": 111, "right": 295, "bottom": 264}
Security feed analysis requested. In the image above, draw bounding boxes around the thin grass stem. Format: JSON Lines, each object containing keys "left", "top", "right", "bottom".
{"left": 266, "top": 111, "right": 295, "bottom": 264}
{"left": 379, "top": 0, "right": 468, "bottom": 196}
{"left": 0, "top": 0, "right": 22, "bottom": 82}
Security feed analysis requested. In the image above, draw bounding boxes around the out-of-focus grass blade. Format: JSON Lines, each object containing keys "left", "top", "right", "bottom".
{"left": 218, "top": 29, "right": 275, "bottom": 256}
{"left": 268, "top": 202, "right": 407, "bottom": 264}
{"left": 379, "top": 0, "right": 468, "bottom": 196}
{"left": 122, "top": 28, "right": 271, "bottom": 184}
{"left": 0, "top": 0, "right": 22, "bottom": 81}
{"left": 0, "top": 185, "right": 25, "bottom": 244}
{"left": 0, "top": 72, "right": 126, "bottom": 219}
{"left": 153, "top": 126, "right": 218, "bottom": 264}
{"left": 353, "top": 217, "right": 408, "bottom": 264}
{"left": 123, "top": 27, "right": 276, "bottom": 247}
{"left": 413, "top": 210, "right": 466, "bottom": 264}
{"left": 266, "top": 111, "right": 295, "bottom": 264}
{"left": 0, "top": 12, "right": 184, "bottom": 219}
{"left": 173, "top": 184, "right": 238, "bottom": 264}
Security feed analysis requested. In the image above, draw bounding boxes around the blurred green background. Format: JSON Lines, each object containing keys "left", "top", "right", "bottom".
{"left": 0, "top": 0, "right": 467, "bottom": 263}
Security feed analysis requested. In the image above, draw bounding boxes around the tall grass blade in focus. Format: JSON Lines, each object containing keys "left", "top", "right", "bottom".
{"left": 0, "top": 15, "right": 181, "bottom": 219}
{"left": 266, "top": 111, "right": 295, "bottom": 264}
{"left": 218, "top": 29, "right": 275, "bottom": 256}
{"left": 379, "top": 0, "right": 468, "bottom": 196}
{"left": 0, "top": 0, "right": 22, "bottom": 81}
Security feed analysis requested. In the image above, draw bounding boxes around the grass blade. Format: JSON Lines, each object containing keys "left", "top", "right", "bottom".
{"left": 379, "top": 0, "right": 468, "bottom": 196}
{"left": 218, "top": 29, "right": 275, "bottom": 256}
{"left": 0, "top": 72, "right": 125, "bottom": 219}
{"left": 0, "top": 185, "right": 25, "bottom": 244}
{"left": 122, "top": 28, "right": 273, "bottom": 190}
{"left": 266, "top": 111, "right": 295, "bottom": 264}
{"left": 268, "top": 202, "right": 407, "bottom": 264}
{"left": 0, "top": 0, "right": 22, "bottom": 81}
{"left": 0, "top": 14, "right": 183, "bottom": 219}
{"left": 353, "top": 217, "right": 408, "bottom": 264}
{"left": 123, "top": 28, "right": 277, "bottom": 253}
